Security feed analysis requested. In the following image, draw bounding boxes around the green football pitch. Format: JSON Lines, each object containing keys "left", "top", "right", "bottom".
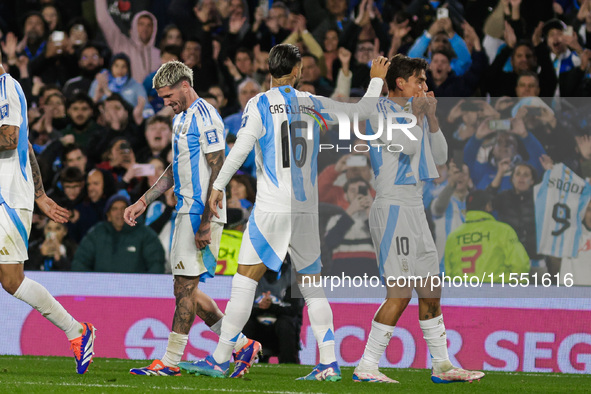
{"left": 0, "top": 356, "right": 590, "bottom": 393}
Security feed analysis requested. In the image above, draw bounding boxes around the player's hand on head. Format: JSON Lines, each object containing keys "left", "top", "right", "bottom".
{"left": 369, "top": 56, "right": 390, "bottom": 80}
{"left": 209, "top": 188, "right": 224, "bottom": 219}
{"left": 36, "top": 195, "right": 70, "bottom": 224}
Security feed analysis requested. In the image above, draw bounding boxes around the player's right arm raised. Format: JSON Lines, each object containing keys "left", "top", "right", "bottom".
{"left": 124, "top": 164, "right": 175, "bottom": 226}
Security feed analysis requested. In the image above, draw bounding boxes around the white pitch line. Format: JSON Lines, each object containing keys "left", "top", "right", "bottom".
{"left": 2, "top": 381, "right": 326, "bottom": 394}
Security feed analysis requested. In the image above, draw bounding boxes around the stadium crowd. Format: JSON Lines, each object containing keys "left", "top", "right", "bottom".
{"left": 2, "top": 0, "right": 590, "bottom": 285}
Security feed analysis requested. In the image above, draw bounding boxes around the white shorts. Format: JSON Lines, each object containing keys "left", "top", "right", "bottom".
{"left": 239, "top": 208, "right": 321, "bottom": 274}
{"left": 0, "top": 205, "right": 32, "bottom": 263}
{"left": 169, "top": 213, "right": 224, "bottom": 280}
{"left": 369, "top": 202, "right": 439, "bottom": 281}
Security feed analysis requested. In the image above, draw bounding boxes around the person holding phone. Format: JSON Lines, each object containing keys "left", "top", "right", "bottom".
{"left": 464, "top": 116, "right": 546, "bottom": 191}
{"left": 26, "top": 220, "right": 76, "bottom": 271}
{"left": 319, "top": 153, "right": 375, "bottom": 210}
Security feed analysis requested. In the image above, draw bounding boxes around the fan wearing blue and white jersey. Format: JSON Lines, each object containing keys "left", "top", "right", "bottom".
{"left": 124, "top": 61, "right": 257, "bottom": 377}
{"left": 430, "top": 162, "right": 470, "bottom": 271}
{"left": 184, "top": 44, "right": 389, "bottom": 381}
{"left": 534, "top": 163, "right": 591, "bottom": 258}
{"left": 354, "top": 54, "right": 485, "bottom": 384}
{"left": 0, "top": 61, "right": 96, "bottom": 374}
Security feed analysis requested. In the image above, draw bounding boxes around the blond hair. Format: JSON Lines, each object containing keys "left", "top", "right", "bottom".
{"left": 152, "top": 60, "right": 193, "bottom": 90}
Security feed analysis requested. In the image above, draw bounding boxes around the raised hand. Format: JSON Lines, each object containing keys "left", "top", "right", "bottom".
{"left": 576, "top": 134, "right": 591, "bottom": 160}
{"left": 504, "top": 21, "right": 517, "bottom": 48}
{"left": 369, "top": 56, "right": 390, "bottom": 80}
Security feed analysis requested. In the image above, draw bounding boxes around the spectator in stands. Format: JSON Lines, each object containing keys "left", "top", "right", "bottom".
{"left": 558, "top": 200, "right": 591, "bottom": 285}
{"left": 431, "top": 161, "right": 471, "bottom": 270}
{"left": 324, "top": 177, "right": 378, "bottom": 278}
{"left": 72, "top": 195, "right": 165, "bottom": 273}
{"left": 208, "top": 85, "right": 234, "bottom": 118}
{"left": 136, "top": 115, "right": 173, "bottom": 163}
{"left": 181, "top": 37, "right": 218, "bottom": 92}
{"left": 89, "top": 53, "right": 154, "bottom": 120}
{"left": 305, "top": 0, "right": 352, "bottom": 44}
{"left": 573, "top": 134, "right": 591, "bottom": 180}
{"left": 488, "top": 160, "right": 543, "bottom": 261}
{"left": 159, "top": 24, "right": 184, "bottom": 50}
{"left": 26, "top": 220, "right": 76, "bottom": 271}
{"left": 87, "top": 94, "right": 140, "bottom": 163}
{"left": 62, "top": 144, "right": 89, "bottom": 175}
{"left": 252, "top": 1, "right": 291, "bottom": 52}
{"left": 319, "top": 153, "right": 375, "bottom": 209}
{"left": 408, "top": 17, "right": 472, "bottom": 76}
{"left": 446, "top": 99, "right": 500, "bottom": 152}
{"left": 66, "top": 18, "right": 91, "bottom": 53}
{"left": 227, "top": 174, "right": 256, "bottom": 211}
{"left": 40, "top": 4, "right": 62, "bottom": 33}
{"left": 444, "top": 190, "right": 530, "bottom": 282}
{"left": 223, "top": 78, "right": 261, "bottom": 176}
{"left": 60, "top": 93, "right": 100, "bottom": 149}
{"left": 18, "top": 12, "right": 48, "bottom": 62}
{"left": 143, "top": 45, "right": 182, "bottom": 113}
{"left": 94, "top": 0, "right": 160, "bottom": 83}
{"left": 242, "top": 257, "right": 304, "bottom": 364}
{"left": 96, "top": 137, "right": 144, "bottom": 200}
{"left": 539, "top": 18, "right": 587, "bottom": 96}
{"left": 426, "top": 44, "right": 487, "bottom": 97}
{"left": 322, "top": 28, "right": 340, "bottom": 81}
{"left": 301, "top": 53, "right": 334, "bottom": 96}
{"left": 464, "top": 116, "right": 546, "bottom": 191}
{"left": 62, "top": 43, "right": 105, "bottom": 98}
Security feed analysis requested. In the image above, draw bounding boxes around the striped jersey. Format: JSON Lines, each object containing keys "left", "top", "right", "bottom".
{"left": 366, "top": 97, "right": 443, "bottom": 206}
{"left": 534, "top": 163, "right": 591, "bottom": 258}
{"left": 559, "top": 223, "right": 591, "bottom": 285}
{"left": 172, "top": 98, "right": 226, "bottom": 223}
{"left": 432, "top": 195, "right": 465, "bottom": 270}
{"left": 229, "top": 80, "right": 383, "bottom": 213}
{"left": 0, "top": 73, "right": 33, "bottom": 211}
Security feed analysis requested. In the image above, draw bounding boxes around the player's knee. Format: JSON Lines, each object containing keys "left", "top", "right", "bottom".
{"left": 173, "top": 276, "right": 198, "bottom": 298}
{"left": 1, "top": 276, "right": 24, "bottom": 295}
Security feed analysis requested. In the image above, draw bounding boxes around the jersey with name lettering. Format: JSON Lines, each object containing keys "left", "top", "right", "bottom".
{"left": 172, "top": 98, "right": 226, "bottom": 223}
{"left": 0, "top": 74, "right": 33, "bottom": 211}
{"left": 237, "top": 83, "right": 381, "bottom": 213}
{"left": 366, "top": 97, "right": 442, "bottom": 206}
{"left": 534, "top": 163, "right": 591, "bottom": 258}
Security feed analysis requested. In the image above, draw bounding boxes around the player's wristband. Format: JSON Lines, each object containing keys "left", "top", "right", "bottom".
{"left": 139, "top": 198, "right": 147, "bottom": 209}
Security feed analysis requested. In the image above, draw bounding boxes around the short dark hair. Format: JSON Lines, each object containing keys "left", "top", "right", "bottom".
{"left": 62, "top": 143, "right": 85, "bottom": 161}
{"left": 301, "top": 52, "right": 319, "bottom": 65}
{"left": 104, "top": 93, "right": 132, "bottom": 113}
{"left": 343, "top": 177, "right": 370, "bottom": 193}
{"left": 385, "top": 54, "right": 428, "bottom": 92}
{"left": 66, "top": 93, "right": 94, "bottom": 110}
{"left": 60, "top": 166, "right": 85, "bottom": 183}
{"left": 161, "top": 45, "right": 182, "bottom": 59}
{"left": 431, "top": 48, "right": 454, "bottom": 62}
{"left": 146, "top": 114, "right": 172, "bottom": 129}
{"left": 269, "top": 44, "right": 301, "bottom": 78}
{"left": 466, "top": 190, "right": 493, "bottom": 212}
{"left": 517, "top": 70, "right": 540, "bottom": 85}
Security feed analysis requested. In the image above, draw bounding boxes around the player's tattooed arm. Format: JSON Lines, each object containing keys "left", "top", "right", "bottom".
{"left": 0, "top": 125, "right": 18, "bottom": 151}
{"left": 200, "top": 150, "right": 225, "bottom": 226}
{"left": 28, "top": 142, "right": 45, "bottom": 199}
{"left": 143, "top": 164, "right": 175, "bottom": 205}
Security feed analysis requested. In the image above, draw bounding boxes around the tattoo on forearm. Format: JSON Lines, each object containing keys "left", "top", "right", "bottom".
{"left": 0, "top": 125, "right": 18, "bottom": 151}
{"left": 29, "top": 146, "right": 45, "bottom": 199}
{"left": 144, "top": 164, "right": 175, "bottom": 204}
{"left": 200, "top": 150, "right": 225, "bottom": 226}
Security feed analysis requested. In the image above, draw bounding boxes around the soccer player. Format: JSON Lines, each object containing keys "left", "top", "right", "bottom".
{"left": 178, "top": 44, "right": 389, "bottom": 380}
{"left": 123, "top": 61, "right": 258, "bottom": 376}
{"left": 352, "top": 54, "right": 485, "bottom": 383}
{"left": 0, "top": 56, "right": 96, "bottom": 374}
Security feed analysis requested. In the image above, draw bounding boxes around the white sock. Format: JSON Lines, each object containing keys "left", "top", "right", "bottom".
{"left": 160, "top": 331, "right": 188, "bottom": 367}
{"left": 358, "top": 320, "right": 394, "bottom": 371}
{"left": 212, "top": 273, "right": 257, "bottom": 364}
{"left": 13, "top": 277, "right": 82, "bottom": 340}
{"left": 298, "top": 281, "right": 336, "bottom": 365}
{"left": 419, "top": 315, "right": 451, "bottom": 372}
{"left": 210, "top": 317, "right": 248, "bottom": 352}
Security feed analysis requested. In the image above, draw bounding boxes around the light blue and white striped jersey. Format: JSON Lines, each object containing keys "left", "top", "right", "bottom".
{"left": 432, "top": 195, "right": 465, "bottom": 270}
{"left": 172, "top": 98, "right": 226, "bottom": 223}
{"left": 534, "top": 163, "right": 591, "bottom": 258}
{"left": 366, "top": 97, "right": 444, "bottom": 206}
{"left": 232, "top": 80, "right": 383, "bottom": 213}
{"left": 0, "top": 73, "right": 33, "bottom": 211}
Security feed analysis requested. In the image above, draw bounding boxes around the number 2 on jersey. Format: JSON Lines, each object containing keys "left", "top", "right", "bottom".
{"left": 280, "top": 120, "right": 308, "bottom": 168}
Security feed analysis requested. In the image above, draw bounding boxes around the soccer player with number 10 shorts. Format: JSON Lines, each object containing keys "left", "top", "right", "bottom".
{"left": 178, "top": 44, "right": 390, "bottom": 380}
{"left": 352, "top": 54, "right": 485, "bottom": 383}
